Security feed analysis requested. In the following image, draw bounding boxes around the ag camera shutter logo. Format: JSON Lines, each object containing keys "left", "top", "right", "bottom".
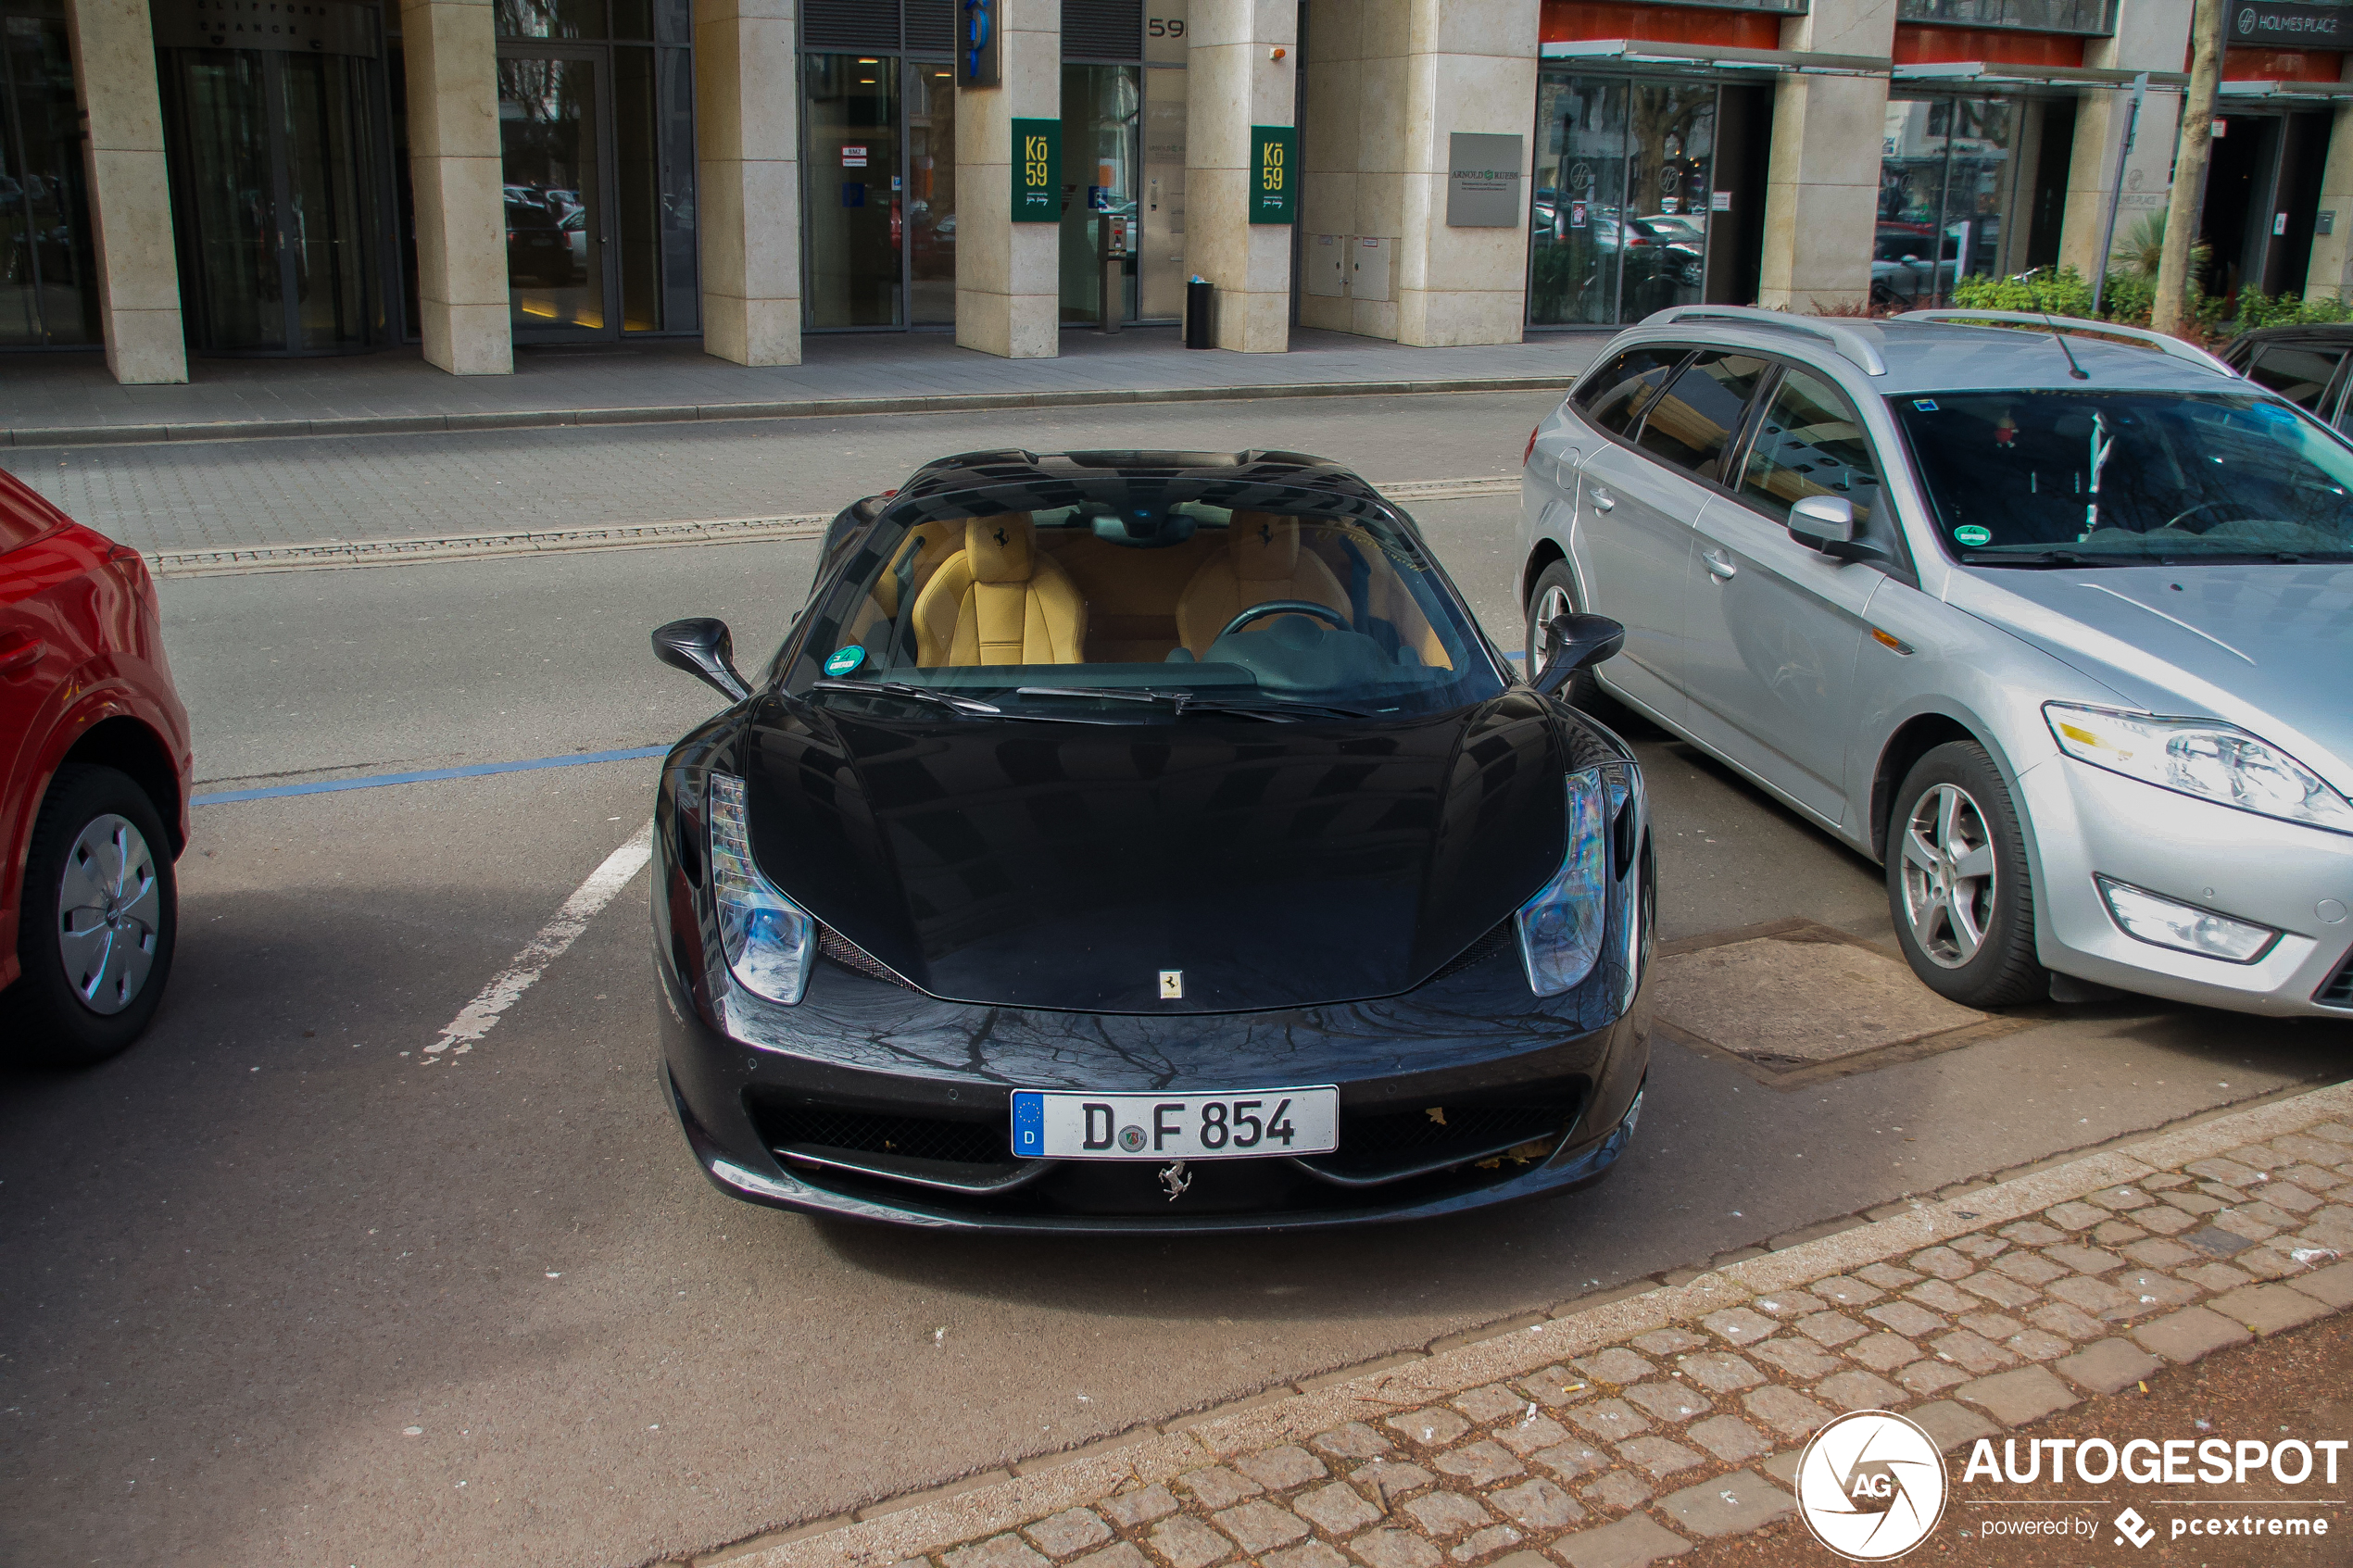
{"left": 1797, "top": 1410, "right": 1949, "bottom": 1561}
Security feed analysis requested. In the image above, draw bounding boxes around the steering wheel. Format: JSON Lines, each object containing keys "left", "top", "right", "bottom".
{"left": 1218, "top": 600, "right": 1351, "bottom": 640}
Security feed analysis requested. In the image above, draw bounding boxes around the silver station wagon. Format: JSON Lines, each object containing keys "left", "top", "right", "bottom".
{"left": 1518, "top": 307, "right": 2353, "bottom": 1018}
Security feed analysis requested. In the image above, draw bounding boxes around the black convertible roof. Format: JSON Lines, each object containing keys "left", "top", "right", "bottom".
{"left": 894, "top": 448, "right": 1389, "bottom": 509}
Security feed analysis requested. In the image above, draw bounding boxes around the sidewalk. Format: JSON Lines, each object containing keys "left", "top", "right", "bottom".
{"left": 0, "top": 328, "right": 1606, "bottom": 448}
{"left": 666, "top": 1085, "right": 2353, "bottom": 1568}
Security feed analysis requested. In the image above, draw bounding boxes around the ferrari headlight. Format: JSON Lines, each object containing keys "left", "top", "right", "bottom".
{"left": 707, "top": 772, "right": 814, "bottom": 1005}
{"left": 1516, "top": 766, "right": 1617, "bottom": 997}
{"left": 2045, "top": 703, "right": 2353, "bottom": 835}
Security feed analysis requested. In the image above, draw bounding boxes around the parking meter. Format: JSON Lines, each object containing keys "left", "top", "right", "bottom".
{"left": 1098, "top": 213, "right": 1134, "bottom": 332}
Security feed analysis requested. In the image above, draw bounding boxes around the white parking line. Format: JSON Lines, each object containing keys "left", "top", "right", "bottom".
{"left": 422, "top": 819, "right": 655, "bottom": 1063}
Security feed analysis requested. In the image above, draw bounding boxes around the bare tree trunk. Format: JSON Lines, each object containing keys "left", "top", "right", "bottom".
{"left": 2152, "top": 0, "right": 2226, "bottom": 334}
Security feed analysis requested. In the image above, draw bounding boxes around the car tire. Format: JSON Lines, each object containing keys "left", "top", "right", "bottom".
{"left": 1884, "top": 741, "right": 2046, "bottom": 1009}
{"left": 5, "top": 764, "right": 178, "bottom": 1067}
{"left": 1524, "top": 559, "right": 1608, "bottom": 713}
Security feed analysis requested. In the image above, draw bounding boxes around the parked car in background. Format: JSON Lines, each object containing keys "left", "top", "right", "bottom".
{"left": 505, "top": 197, "right": 574, "bottom": 286}
{"left": 1, "top": 470, "right": 190, "bottom": 1065}
{"left": 2223, "top": 323, "right": 2353, "bottom": 436}
{"left": 648, "top": 448, "right": 1650, "bottom": 1231}
{"left": 1520, "top": 306, "right": 2353, "bottom": 1020}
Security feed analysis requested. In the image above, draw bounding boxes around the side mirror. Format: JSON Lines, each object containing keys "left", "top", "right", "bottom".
{"left": 652, "top": 617, "right": 751, "bottom": 702}
{"left": 1531, "top": 612, "right": 1626, "bottom": 698}
{"left": 1788, "top": 495, "right": 1856, "bottom": 551}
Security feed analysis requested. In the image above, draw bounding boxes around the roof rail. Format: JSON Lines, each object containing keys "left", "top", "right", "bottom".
{"left": 1639, "top": 305, "right": 1889, "bottom": 376}
{"left": 1896, "top": 310, "right": 2238, "bottom": 377}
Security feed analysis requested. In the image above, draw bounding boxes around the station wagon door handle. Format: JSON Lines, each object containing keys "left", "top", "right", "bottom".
{"left": 1704, "top": 548, "right": 1737, "bottom": 580}
{"left": 1589, "top": 487, "right": 1617, "bottom": 513}
{"left": 0, "top": 633, "right": 44, "bottom": 677}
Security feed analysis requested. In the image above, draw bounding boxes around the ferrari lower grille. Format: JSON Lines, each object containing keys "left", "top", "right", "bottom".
{"left": 759, "top": 1102, "right": 1010, "bottom": 1165}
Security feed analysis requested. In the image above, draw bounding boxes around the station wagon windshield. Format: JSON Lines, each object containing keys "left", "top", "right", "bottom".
{"left": 785, "top": 480, "right": 1505, "bottom": 719}
{"left": 1891, "top": 390, "right": 2353, "bottom": 565}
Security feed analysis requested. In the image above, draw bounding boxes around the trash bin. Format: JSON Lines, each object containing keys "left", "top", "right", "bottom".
{"left": 1184, "top": 277, "right": 1213, "bottom": 349}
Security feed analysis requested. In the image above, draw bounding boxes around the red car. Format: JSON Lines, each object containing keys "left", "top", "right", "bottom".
{"left": 1, "top": 470, "right": 190, "bottom": 1065}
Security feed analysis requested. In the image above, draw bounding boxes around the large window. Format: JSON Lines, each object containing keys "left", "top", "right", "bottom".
{"left": 2, "top": 0, "right": 100, "bottom": 347}
{"left": 1529, "top": 74, "right": 1716, "bottom": 328}
{"left": 1875, "top": 94, "right": 2070, "bottom": 309}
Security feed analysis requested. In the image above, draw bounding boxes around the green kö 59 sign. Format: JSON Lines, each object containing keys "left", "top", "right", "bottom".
{"left": 1251, "top": 126, "right": 1296, "bottom": 225}
{"left": 1013, "top": 119, "right": 1061, "bottom": 223}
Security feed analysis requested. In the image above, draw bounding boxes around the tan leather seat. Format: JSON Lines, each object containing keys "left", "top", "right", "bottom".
{"left": 1174, "top": 513, "right": 1352, "bottom": 657}
{"left": 912, "top": 515, "right": 1088, "bottom": 667}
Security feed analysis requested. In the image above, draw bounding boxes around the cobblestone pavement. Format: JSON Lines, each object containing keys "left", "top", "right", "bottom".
{"left": 671, "top": 1086, "right": 2353, "bottom": 1568}
{"left": 0, "top": 391, "right": 1556, "bottom": 557}
{"left": 0, "top": 328, "right": 1603, "bottom": 443}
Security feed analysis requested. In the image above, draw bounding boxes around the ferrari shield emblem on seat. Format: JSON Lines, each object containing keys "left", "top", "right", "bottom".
{"left": 1159, "top": 970, "right": 1183, "bottom": 999}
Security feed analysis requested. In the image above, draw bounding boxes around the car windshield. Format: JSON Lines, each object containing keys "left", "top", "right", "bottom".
{"left": 784, "top": 478, "right": 1505, "bottom": 719}
{"left": 1891, "top": 389, "right": 2353, "bottom": 564}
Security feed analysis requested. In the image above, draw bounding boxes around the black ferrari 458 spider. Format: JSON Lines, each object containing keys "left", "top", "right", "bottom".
{"left": 648, "top": 447, "right": 1651, "bottom": 1232}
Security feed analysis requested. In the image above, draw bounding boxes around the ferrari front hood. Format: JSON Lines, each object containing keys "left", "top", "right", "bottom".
{"left": 735, "top": 695, "right": 1568, "bottom": 1012}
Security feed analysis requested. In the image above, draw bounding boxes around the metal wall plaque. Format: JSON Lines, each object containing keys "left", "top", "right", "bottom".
{"left": 1446, "top": 132, "right": 1523, "bottom": 227}
{"left": 154, "top": 0, "right": 379, "bottom": 56}
{"left": 1013, "top": 118, "right": 1061, "bottom": 222}
{"left": 1250, "top": 125, "right": 1295, "bottom": 225}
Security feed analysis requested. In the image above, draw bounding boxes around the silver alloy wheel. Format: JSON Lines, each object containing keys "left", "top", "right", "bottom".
{"left": 1898, "top": 783, "right": 1998, "bottom": 970}
{"left": 1529, "top": 583, "right": 1575, "bottom": 667}
{"left": 56, "top": 812, "right": 161, "bottom": 1015}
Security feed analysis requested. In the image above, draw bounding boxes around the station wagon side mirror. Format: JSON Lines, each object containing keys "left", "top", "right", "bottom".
{"left": 652, "top": 617, "right": 751, "bottom": 702}
{"left": 1788, "top": 495, "right": 1857, "bottom": 553}
{"left": 1531, "top": 612, "right": 1626, "bottom": 698}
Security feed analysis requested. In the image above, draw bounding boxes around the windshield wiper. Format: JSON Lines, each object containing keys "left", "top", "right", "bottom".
{"left": 806, "top": 678, "right": 1000, "bottom": 715}
{"left": 1013, "top": 685, "right": 1376, "bottom": 721}
{"left": 1958, "top": 549, "right": 2134, "bottom": 570}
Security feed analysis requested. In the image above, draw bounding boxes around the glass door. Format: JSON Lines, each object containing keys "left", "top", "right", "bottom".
{"left": 1622, "top": 82, "right": 1713, "bottom": 320}
{"left": 498, "top": 48, "right": 614, "bottom": 338}
{"left": 802, "top": 52, "right": 901, "bottom": 329}
{"left": 163, "top": 45, "right": 388, "bottom": 352}
{"left": 1, "top": 5, "right": 100, "bottom": 347}
{"left": 1060, "top": 63, "right": 1139, "bottom": 325}
{"left": 906, "top": 58, "right": 955, "bottom": 325}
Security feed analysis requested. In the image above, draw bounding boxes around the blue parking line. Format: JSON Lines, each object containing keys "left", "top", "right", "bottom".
{"left": 194, "top": 745, "right": 669, "bottom": 806}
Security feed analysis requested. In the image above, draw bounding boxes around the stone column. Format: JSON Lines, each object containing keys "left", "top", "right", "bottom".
{"left": 1755, "top": 0, "right": 1896, "bottom": 312}
{"left": 696, "top": 0, "right": 799, "bottom": 364}
{"left": 2304, "top": 56, "right": 2353, "bottom": 298}
{"left": 956, "top": 0, "right": 1060, "bottom": 358}
{"left": 1184, "top": 0, "right": 1297, "bottom": 350}
{"left": 1392, "top": 0, "right": 1537, "bottom": 345}
{"left": 2057, "top": 0, "right": 2192, "bottom": 284}
{"left": 64, "top": 0, "right": 184, "bottom": 383}
{"left": 401, "top": 0, "right": 511, "bottom": 374}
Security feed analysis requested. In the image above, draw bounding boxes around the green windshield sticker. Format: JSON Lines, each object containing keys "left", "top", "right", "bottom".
{"left": 1913, "top": 399, "right": 1939, "bottom": 411}
{"left": 1953, "top": 525, "right": 1993, "bottom": 546}
{"left": 824, "top": 646, "right": 866, "bottom": 676}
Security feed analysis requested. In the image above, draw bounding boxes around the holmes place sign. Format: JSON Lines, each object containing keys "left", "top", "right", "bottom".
{"left": 2233, "top": 0, "right": 2353, "bottom": 46}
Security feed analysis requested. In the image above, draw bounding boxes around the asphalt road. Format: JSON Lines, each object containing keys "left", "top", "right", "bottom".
{"left": 4, "top": 407, "right": 2348, "bottom": 1568}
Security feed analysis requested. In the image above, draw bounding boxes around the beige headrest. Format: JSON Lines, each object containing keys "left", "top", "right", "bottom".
{"left": 1229, "top": 512, "right": 1300, "bottom": 580}
{"left": 965, "top": 514, "right": 1036, "bottom": 583}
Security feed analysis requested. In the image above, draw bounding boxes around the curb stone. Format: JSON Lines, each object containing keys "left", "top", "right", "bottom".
{"left": 1, "top": 377, "right": 1579, "bottom": 450}
{"left": 675, "top": 1081, "right": 2353, "bottom": 1568}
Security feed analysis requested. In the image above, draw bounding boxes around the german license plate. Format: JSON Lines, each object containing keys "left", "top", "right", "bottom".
{"left": 1010, "top": 1087, "right": 1339, "bottom": 1160}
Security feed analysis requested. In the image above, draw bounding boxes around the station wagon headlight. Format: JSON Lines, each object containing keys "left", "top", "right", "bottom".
{"left": 707, "top": 772, "right": 815, "bottom": 1005}
{"left": 1516, "top": 766, "right": 1618, "bottom": 996}
{"left": 2045, "top": 704, "right": 2353, "bottom": 835}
